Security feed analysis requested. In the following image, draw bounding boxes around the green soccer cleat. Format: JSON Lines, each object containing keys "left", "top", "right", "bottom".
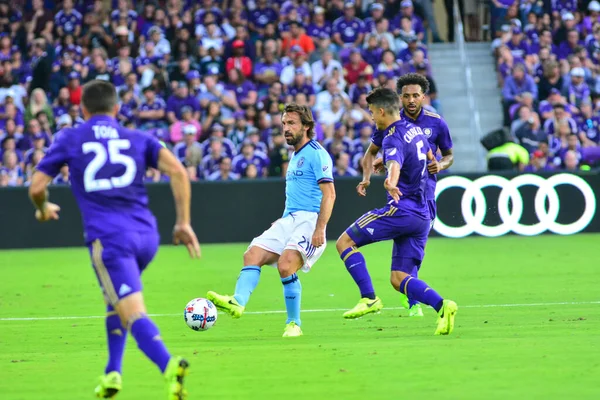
{"left": 409, "top": 303, "right": 424, "bottom": 317}
{"left": 434, "top": 300, "right": 458, "bottom": 336}
{"left": 164, "top": 356, "right": 189, "bottom": 400}
{"left": 343, "top": 296, "right": 383, "bottom": 319}
{"left": 95, "top": 371, "right": 122, "bottom": 398}
{"left": 398, "top": 293, "right": 410, "bottom": 309}
{"left": 282, "top": 322, "right": 303, "bottom": 337}
{"left": 206, "top": 291, "right": 244, "bottom": 318}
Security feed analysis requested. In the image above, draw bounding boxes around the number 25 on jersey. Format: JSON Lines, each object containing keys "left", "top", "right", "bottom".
{"left": 83, "top": 139, "right": 137, "bottom": 192}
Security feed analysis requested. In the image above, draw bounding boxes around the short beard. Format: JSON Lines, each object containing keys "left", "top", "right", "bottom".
{"left": 285, "top": 132, "right": 303, "bottom": 146}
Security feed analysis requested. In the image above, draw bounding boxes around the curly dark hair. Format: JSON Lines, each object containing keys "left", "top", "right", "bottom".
{"left": 396, "top": 73, "right": 430, "bottom": 95}
{"left": 283, "top": 103, "right": 316, "bottom": 138}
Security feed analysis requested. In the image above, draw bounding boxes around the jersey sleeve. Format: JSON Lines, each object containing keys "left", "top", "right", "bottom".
{"left": 437, "top": 119, "right": 453, "bottom": 152}
{"left": 312, "top": 148, "right": 334, "bottom": 184}
{"left": 36, "top": 132, "right": 70, "bottom": 178}
{"left": 382, "top": 134, "right": 405, "bottom": 167}
{"left": 145, "top": 134, "right": 164, "bottom": 169}
{"left": 370, "top": 129, "right": 383, "bottom": 148}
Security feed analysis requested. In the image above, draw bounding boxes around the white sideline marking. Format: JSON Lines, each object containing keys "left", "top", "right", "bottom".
{"left": 0, "top": 301, "right": 598, "bottom": 322}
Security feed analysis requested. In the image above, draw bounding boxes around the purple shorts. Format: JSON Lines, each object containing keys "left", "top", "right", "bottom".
{"left": 428, "top": 198, "right": 436, "bottom": 232}
{"left": 346, "top": 202, "right": 430, "bottom": 273}
{"left": 88, "top": 230, "right": 159, "bottom": 306}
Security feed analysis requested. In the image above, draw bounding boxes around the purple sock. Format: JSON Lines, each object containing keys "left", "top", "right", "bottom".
{"left": 400, "top": 276, "right": 444, "bottom": 312}
{"left": 105, "top": 306, "right": 127, "bottom": 374}
{"left": 129, "top": 314, "right": 171, "bottom": 373}
{"left": 408, "top": 266, "right": 419, "bottom": 308}
{"left": 341, "top": 247, "right": 375, "bottom": 299}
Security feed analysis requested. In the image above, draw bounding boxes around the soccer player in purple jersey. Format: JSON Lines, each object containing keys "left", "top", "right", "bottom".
{"left": 391, "top": 73, "right": 454, "bottom": 317}
{"left": 28, "top": 80, "right": 201, "bottom": 399}
{"left": 337, "top": 88, "right": 457, "bottom": 335}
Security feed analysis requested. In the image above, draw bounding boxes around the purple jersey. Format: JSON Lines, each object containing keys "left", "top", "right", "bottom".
{"left": 552, "top": 0, "right": 577, "bottom": 13}
{"left": 231, "top": 151, "right": 269, "bottom": 175}
{"left": 568, "top": 83, "right": 591, "bottom": 106}
{"left": 332, "top": 17, "right": 365, "bottom": 44}
{"left": 306, "top": 23, "right": 332, "bottom": 40}
{"left": 138, "top": 97, "right": 167, "bottom": 127}
{"left": 506, "top": 40, "right": 529, "bottom": 59}
{"left": 111, "top": 9, "right": 138, "bottom": 29}
{"left": 166, "top": 95, "right": 199, "bottom": 120}
{"left": 250, "top": 7, "right": 277, "bottom": 29}
{"left": 36, "top": 115, "right": 163, "bottom": 243}
{"left": 382, "top": 119, "right": 430, "bottom": 205}
{"left": 55, "top": 9, "right": 83, "bottom": 34}
{"left": 400, "top": 108, "right": 452, "bottom": 202}
{"left": 578, "top": 116, "right": 600, "bottom": 143}
{"left": 287, "top": 83, "right": 315, "bottom": 98}
{"left": 195, "top": 7, "right": 224, "bottom": 25}
{"left": 397, "top": 46, "right": 428, "bottom": 63}
{"left": 225, "top": 81, "right": 257, "bottom": 105}
{"left": 253, "top": 61, "right": 283, "bottom": 91}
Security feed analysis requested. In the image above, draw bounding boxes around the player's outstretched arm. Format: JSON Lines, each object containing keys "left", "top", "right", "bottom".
{"left": 157, "top": 148, "right": 201, "bottom": 259}
{"left": 357, "top": 143, "right": 380, "bottom": 196}
{"left": 313, "top": 182, "right": 336, "bottom": 247}
{"left": 29, "top": 171, "right": 61, "bottom": 222}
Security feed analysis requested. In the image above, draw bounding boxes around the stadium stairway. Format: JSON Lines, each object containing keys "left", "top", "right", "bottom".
{"left": 429, "top": 42, "right": 503, "bottom": 172}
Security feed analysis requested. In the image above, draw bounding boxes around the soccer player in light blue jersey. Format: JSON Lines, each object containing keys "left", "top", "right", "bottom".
{"left": 207, "top": 104, "right": 336, "bottom": 337}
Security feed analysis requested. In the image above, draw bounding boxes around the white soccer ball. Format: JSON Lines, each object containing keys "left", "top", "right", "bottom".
{"left": 184, "top": 298, "right": 218, "bottom": 331}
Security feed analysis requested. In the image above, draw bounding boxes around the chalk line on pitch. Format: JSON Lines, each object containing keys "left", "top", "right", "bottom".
{"left": 0, "top": 300, "right": 598, "bottom": 321}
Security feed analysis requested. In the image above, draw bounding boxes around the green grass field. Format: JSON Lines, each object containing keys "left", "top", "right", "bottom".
{"left": 0, "top": 235, "right": 599, "bottom": 400}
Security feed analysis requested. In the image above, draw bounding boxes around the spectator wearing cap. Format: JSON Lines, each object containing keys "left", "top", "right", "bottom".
{"left": 312, "top": 50, "right": 343, "bottom": 89}
{"left": 524, "top": 149, "right": 554, "bottom": 172}
{"left": 166, "top": 82, "right": 200, "bottom": 125}
{"left": 0, "top": 150, "right": 23, "bottom": 186}
{"left": 23, "top": 131, "right": 47, "bottom": 166}
{"left": 363, "top": 3, "right": 384, "bottom": 34}
{"left": 393, "top": 1, "right": 425, "bottom": 43}
{"left": 226, "top": 68, "right": 258, "bottom": 109}
{"left": 232, "top": 142, "right": 269, "bottom": 177}
{"left": 280, "top": 46, "right": 312, "bottom": 86}
{"left": 25, "top": 88, "right": 54, "bottom": 128}
{"left": 287, "top": 69, "right": 316, "bottom": 107}
{"left": 343, "top": 49, "right": 373, "bottom": 86}
{"left": 567, "top": 67, "right": 591, "bottom": 108}
{"left": 332, "top": 2, "right": 366, "bottom": 56}
{"left": 576, "top": 101, "right": 600, "bottom": 146}
{"left": 333, "top": 152, "right": 359, "bottom": 177}
{"left": 172, "top": 125, "right": 203, "bottom": 163}
{"left": 55, "top": 0, "right": 82, "bottom": 39}
{"left": 307, "top": 6, "right": 333, "bottom": 43}
{"left": 582, "top": 1, "right": 600, "bottom": 35}
{"left": 506, "top": 28, "right": 529, "bottom": 59}
{"left": 502, "top": 64, "right": 538, "bottom": 125}
{"left": 185, "top": 70, "right": 202, "bottom": 96}
{"left": 170, "top": 106, "right": 203, "bottom": 144}
{"left": 207, "top": 156, "right": 240, "bottom": 181}
{"left": 553, "top": 12, "right": 578, "bottom": 47}
{"left": 282, "top": 21, "right": 316, "bottom": 56}
{"left": 226, "top": 40, "right": 253, "bottom": 79}
{"left": 552, "top": 1, "right": 577, "bottom": 21}
{"left": 24, "top": 148, "right": 45, "bottom": 184}
{"left": 138, "top": 86, "right": 167, "bottom": 130}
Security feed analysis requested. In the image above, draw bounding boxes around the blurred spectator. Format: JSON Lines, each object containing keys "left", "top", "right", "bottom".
{"left": 232, "top": 142, "right": 269, "bottom": 177}
{"left": 226, "top": 40, "right": 253, "bottom": 78}
{"left": 207, "top": 156, "right": 239, "bottom": 181}
{"left": 524, "top": 149, "right": 554, "bottom": 172}
{"left": 563, "top": 149, "right": 581, "bottom": 171}
{"left": 577, "top": 101, "right": 600, "bottom": 147}
{"left": 138, "top": 86, "right": 167, "bottom": 130}
{"left": 487, "top": 141, "right": 530, "bottom": 171}
{"left": 502, "top": 64, "right": 538, "bottom": 125}
{"left": 29, "top": 38, "right": 52, "bottom": 94}
{"left": 333, "top": 152, "right": 358, "bottom": 177}
{"left": 202, "top": 138, "right": 227, "bottom": 179}
{"left": 226, "top": 68, "right": 257, "bottom": 109}
{"left": 268, "top": 129, "right": 290, "bottom": 177}
{"left": 512, "top": 106, "right": 544, "bottom": 154}
{"left": 25, "top": 88, "right": 54, "bottom": 127}
{"left": 1, "top": 149, "right": 23, "bottom": 186}
{"left": 166, "top": 82, "right": 200, "bottom": 124}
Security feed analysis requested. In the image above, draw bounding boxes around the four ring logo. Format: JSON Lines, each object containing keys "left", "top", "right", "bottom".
{"left": 433, "top": 174, "right": 597, "bottom": 238}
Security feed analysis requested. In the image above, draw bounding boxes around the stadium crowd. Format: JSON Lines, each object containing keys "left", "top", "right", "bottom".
{"left": 0, "top": 0, "right": 443, "bottom": 187}
{"left": 491, "top": 0, "right": 600, "bottom": 172}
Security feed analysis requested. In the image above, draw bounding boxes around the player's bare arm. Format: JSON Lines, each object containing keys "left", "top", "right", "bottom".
{"left": 157, "top": 147, "right": 201, "bottom": 259}
{"left": 312, "top": 181, "right": 336, "bottom": 247}
{"left": 29, "top": 171, "right": 61, "bottom": 222}
{"left": 384, "top": 160, "right": 402, "bottom": 202}
{"left": 428, "top": 148, "right": 453, "bottom": 174}
{"left": 357, "top": 142, "right": 380, "bottom": 196}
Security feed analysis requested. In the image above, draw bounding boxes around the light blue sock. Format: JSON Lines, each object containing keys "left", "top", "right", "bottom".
{"left": 281, "top": 273, "right": 302, "bottom": 326}
{"left": 233, "top": 266, "right": 261, "bottom": 306}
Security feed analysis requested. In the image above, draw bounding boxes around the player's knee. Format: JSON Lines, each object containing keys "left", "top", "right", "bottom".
{"left": 277, "top": 252, "right": 302, "bottom": 278}
{"left": 243, "top": 247, "right": 264, "bottom": 267}
{"left": 114, "top": 292, "right": 147, "bottom": 328}
{"left": 335, "top": 232, "right": 354, "bottom": 255}
{"left": 390, "top": 272, "right": 409, "bottom": 292}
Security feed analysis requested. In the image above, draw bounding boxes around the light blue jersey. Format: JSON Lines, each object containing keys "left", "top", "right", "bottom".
{"left": 283, "top": 140, "right": 334, "bottom": 216}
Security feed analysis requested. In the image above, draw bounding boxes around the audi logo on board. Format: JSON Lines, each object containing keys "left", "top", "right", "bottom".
{"left": 433, "top": 174, "right": 598, "bottom": 238}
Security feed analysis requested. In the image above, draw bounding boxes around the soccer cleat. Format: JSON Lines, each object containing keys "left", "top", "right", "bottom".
{"left": 398, "top": 293, "right": 410, "bottom": 309}
{"left": 206, "top": 291, "right": 244, "bottom": 318}
{"left": 343, "top": 296, "right": 383, "bottom": 319}
{"left": 434, "top": 300, "right": 458, "bottom": 336}
{"left": 164, "top": 356, "right": 189, "bottom": 400}
{"left": 409, "top": 303, "right": 424, "bottom": 317}
{"left": 94, "top": 371, "right": 122, "bottom": 398}
{"left": 282, "top": 322, "right": 303, "bottom": 337}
